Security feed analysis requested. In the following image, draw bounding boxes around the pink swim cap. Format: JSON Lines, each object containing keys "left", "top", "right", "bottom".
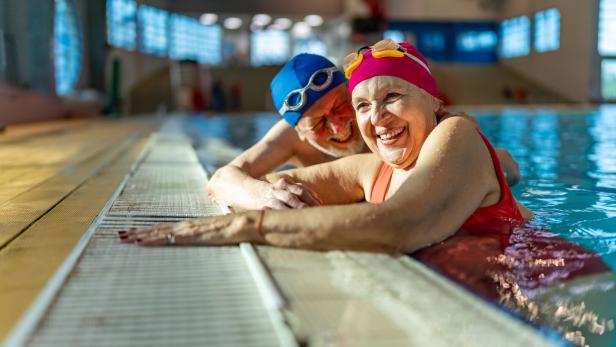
{"left": 347, "top": 42, "right": 440, "bottom": 98}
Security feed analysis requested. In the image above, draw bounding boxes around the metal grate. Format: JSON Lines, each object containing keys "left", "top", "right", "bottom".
{"left": 8, "top": 132, "right": 289, "bottom": 347}
{"left": 27, "top": 236, "right": 280, "bottom": 347}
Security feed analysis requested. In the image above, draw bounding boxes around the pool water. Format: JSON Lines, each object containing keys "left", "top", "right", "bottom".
{"left": 477, "top": 107, "right": 616, "bottom": 271}
{"left": 186, "top": 106, "right": 616, "bottom": 346}
{"left": 187, "top": 107, "right": 616, "bottom": 267}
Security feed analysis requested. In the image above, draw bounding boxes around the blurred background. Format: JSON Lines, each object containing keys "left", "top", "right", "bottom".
{"left": 0, "top": 0, "right": 615, "bottom": 124}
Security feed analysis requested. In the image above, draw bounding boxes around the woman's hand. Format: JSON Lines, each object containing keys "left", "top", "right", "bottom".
{"left": 261, "top": 177, "right": 322, "bottom": 209}
{"left": 117, "top": 214, "right": 258, "bottom": 246}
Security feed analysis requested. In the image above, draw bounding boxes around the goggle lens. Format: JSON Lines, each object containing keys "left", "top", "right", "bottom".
{"left": 286, "top": 90, "right": 303, "bottom": 108}
{"left": 311, "top": 71, "right": 330, "bottom": 89}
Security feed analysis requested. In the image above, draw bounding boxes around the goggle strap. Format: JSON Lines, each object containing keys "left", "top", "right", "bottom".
{"left": 402, "top": 50, "right": 432, "bottom": 75}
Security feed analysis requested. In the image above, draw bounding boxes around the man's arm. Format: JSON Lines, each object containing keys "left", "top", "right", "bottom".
{"left": 265, "top": 153, "right": 379, "bottom": 205}
{"left": 207, "top": 120, "right": 318, "bottom": 210}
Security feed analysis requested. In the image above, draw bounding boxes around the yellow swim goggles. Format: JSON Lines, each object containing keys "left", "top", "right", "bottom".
{"left": 343, "top": 39, "right": 432, "bottom": 79}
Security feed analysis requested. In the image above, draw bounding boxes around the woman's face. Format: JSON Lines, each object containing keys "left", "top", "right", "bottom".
{"left": 351, "top": 76, "right": 438, "bottom": 169}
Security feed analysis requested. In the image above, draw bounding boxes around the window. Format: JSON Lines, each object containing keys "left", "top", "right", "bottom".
{"left": 602, "top": 60, "right": 616, "bottom": 99}
{"left": 54, "top": 0, "right": 81, "bottom": 95}
{"left": 139, "top": 5, "right": 168, "bottom": 56}
{"left": 501, "top": 16, "right": 530, "bottom": 58}
{"left": 600, "top": 0, "right": 616, "bottom": 99}
{"left": 458, "top": 31, "right": 497, "bottom": 52}
{"left": 251, "top": 30, "right": 289, "bottom": 66}
{"left": 534, "top": 8, "right": 560, "bottom": 52}
{"left": 455, "top": 30, "right": 498, "bottom": 63}
{"left": 106, "top": 0, "right": 137, "bottom": 50}
{"left": 170, "top": 14, "right": 222, "bottom": 65}
{"left": 386, "top": 21, "right": 498, "bottom": 63}
{"left": 421, "top": 31, "right": 445, "bottom": 52}
{"left": 293, "top": 36, "right": 327, "bottom": 57}
{"left": 418, "top": 31, "right": 446, "bottom": 61}
{"left": 383, "top": 30, "right": 405, "bottom": 43}
{"left": 599, "top": 0, "right": 616, "bottom": 55}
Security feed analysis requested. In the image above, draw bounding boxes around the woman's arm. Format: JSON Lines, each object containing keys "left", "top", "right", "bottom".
{"left": 122, "top": 118, "right": 501, "bottom": 254}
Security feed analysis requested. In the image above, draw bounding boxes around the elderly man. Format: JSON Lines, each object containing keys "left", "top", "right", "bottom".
{"left": 207, "top": 53, "right": 520, "bottom": 210}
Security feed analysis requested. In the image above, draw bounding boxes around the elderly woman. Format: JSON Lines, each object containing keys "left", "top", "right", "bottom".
{"left": 118, "top": 40, "right": 531, "bottom": 253}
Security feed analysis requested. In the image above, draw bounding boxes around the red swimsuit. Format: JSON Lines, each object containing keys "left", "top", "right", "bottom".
{"left": 368, "top": 131, "right": 610, "bottom": 301}
{"left": 369, "top": 131, "right": 523, "bottom": 226}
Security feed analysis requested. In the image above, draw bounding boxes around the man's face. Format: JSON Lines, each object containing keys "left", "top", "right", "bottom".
{"left": 295, "top": 84, "right": 366, "bottom": 157}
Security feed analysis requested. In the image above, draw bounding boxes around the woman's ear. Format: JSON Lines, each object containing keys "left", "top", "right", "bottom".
{"left": 433, "top": 99, "right": 446, "bottom": 121}
{"left": 433, "top": 98, "right": 445, "bottom": 115}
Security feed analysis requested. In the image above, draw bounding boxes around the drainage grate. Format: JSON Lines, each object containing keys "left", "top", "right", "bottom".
{"left": 8, "top": 132, "right": 290, "bottom": 347}
{"left": 27, "top": 238, "right": 281, "bottom": 347}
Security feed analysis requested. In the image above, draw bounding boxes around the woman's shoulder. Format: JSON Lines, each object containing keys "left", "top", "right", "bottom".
{"left": 423, "top": 116, "right": 485, "bottom": 157}
{"left": 434, "top": 115, "right": 479, "bottom": 137}
{"left": 424, "top": 115, "right": 501, "bottom": 207}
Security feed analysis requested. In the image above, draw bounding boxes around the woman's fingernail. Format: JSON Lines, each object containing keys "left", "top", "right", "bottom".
{"left": 117, "top": 230, "right": 126, "bottom": 235}
{"left": 135, "top": 238, "right": 142, "bottom": 243}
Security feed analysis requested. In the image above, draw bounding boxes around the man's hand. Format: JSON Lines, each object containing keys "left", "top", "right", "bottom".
{"left": 262, "top": 177, "right": 322, "bottom": 209}
{"left": 495, "top": 149, "right": 521, "bottom": 187}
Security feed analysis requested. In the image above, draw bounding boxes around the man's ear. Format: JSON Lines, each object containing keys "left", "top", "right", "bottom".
{"left": 295, "top": 128, "right": 307, "bottom": 141}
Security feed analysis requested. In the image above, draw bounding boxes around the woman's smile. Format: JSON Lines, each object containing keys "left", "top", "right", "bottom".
{"left": 376, "top": 126, "right": 407, "bottom": 145}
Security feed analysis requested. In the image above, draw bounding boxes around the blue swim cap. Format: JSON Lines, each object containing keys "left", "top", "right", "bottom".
{"left": 270, "top": 54, "right": 347, "bottom": 127}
